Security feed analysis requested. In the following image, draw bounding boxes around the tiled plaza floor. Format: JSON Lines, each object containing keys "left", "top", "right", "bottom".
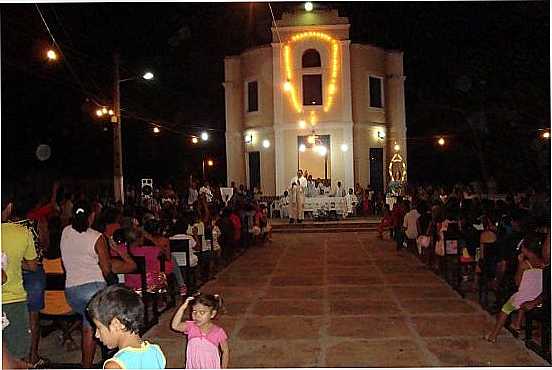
{"left": 40, "top": 232, "right": 549, "bottom": 367}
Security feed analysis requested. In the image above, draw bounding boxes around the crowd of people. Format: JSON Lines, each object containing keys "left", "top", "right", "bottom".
{"left": 1, "top": 178, "right": 550, "bottom": 368}
{"left": 1, "top": 178, "right": 271, "bottom": 368}
{"left": 377, "top": 182, "right": 550, "bottom": 347}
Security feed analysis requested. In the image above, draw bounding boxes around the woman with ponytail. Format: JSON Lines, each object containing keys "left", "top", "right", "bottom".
{"left": 60, "top": 200, "right": 112, "bottom": 368}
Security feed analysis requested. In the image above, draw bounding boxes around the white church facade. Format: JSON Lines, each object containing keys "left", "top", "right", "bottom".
{"left": 224, "top": 8, "right": 407, "bottom": 196}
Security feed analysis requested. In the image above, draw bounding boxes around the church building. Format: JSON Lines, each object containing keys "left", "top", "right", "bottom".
{"left": 224, "top": 7, "right": 407, "bottom": 196}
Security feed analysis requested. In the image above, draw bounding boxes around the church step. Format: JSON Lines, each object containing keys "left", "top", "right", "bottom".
{"left": 272, "top": 226, "right": 377, "bottom": 233}
{"left": 271, "top": 222, "right": 377, "bottom": 230}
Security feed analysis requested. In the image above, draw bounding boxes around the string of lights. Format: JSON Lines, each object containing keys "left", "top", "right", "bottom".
{"left": 25, "top": 4, "right": 222, "bottom": 142}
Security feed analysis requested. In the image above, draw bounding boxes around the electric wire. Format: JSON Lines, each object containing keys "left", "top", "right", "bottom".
{"left": 268, "top": 3, "right": 281, "bottom": 44}
{"left": 35, "top": 4, "right": 105, "bottom": 107}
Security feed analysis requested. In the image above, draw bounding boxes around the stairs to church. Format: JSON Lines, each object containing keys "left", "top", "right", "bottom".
{"left": 271, "top": 218, "right": 379, "bottom": 233}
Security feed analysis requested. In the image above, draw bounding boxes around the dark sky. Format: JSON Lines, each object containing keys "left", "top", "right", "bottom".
{"left": 1, "top": 1, "right": 550, "bottom": 195}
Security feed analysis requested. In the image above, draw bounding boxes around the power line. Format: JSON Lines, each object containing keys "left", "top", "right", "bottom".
{"left": 35, "top": 4, "right": 105, "bottom": 107}
{"left": 268, "top": 3, "right": 281, "bottom": 44}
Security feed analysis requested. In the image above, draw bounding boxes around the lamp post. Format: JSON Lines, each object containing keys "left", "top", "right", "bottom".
{"left": 112, "top": 52, "right": 154, "bottom": 205}
{"left": 202, "top": 157, "right": 214, "bottom": 180}
{"left": 113, "top": 52, "right": 123, "bottom": 204}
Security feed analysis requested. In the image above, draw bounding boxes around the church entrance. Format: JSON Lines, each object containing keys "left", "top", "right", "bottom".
{"left": 297, "top": 134, "right": 331, "bottom": 181}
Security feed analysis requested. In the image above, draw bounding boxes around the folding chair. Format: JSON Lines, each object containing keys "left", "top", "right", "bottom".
{"left": 40, "top": 258, "right": 81, "bottom": 351}
{"left": 169, "top": 238, "right": 195, "bottom": 295}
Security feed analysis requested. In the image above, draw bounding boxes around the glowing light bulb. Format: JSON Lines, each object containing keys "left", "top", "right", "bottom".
{"left": 304, "top": 2, "right": 313, "bottom": 12}
{"left": 153, "top": 127, "right": 160, "bottom": 134}
{"left": 108, "top": 109, "right": 114, "bottom": 116}
{"left": 192, "top": 137, "right": 199, "bottom": 144}
{"left": 46, "top": 49, "right": 57, "bottom": 61}
{"left": 543, "top": 131, "right": 550, "bottom": 139}
{"left": 207, "top": 160, "right": 214, "bottom": 166}
{"left": 201, "top": 132, "right": 209, "bottom": 141}
{"left": 299, "top": 144, "right": 306, "bottom": 152}
{"left": 262, "top": 139, "right": 270, "bottom": 148}
{"left": 298, "top": 120, "right": 306, "bottom": 129}
{"left": 102, "top": 107, "right": 108, "bottom": 114}
{"left": 96, "top": 109, "right": 103, "bottom": 117}
{"left": 283, "top": 81, "right": 292, "bottom": 92}
{"left": 317, "top": 145, "right": 327, "bottom": 156}
{"left": 143, "top": 72, "right": 154, "bottom": 80}
{"left": 394, "top": 144, "right": 401, "bottom": 152}
{"left": 438, "top": 137, "right": 445, "bottom": 146}
{"left": 307, "top": 135, "right": 316, "bottom": 144}
{"left": 340, "top": 144, "right": 349, "bottom": 152}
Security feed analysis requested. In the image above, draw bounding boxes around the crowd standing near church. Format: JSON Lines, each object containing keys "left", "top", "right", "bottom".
{"left": 1, "top": 177, "right": 550, "bottom": 368}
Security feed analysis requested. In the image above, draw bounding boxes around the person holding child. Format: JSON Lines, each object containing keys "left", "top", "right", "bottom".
{"left": 87, "top": 285, "right": 166, "bottom": 369}
{"left": 171, "top": 294, "right": 229, "bottom": 368}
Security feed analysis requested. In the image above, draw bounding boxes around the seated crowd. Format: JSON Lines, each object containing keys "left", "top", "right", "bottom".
{"left": 1, "top": 178, "right": 271, "bottom": 368}
{"left": 379, "top": 182, "right": 550, "bottom": 359}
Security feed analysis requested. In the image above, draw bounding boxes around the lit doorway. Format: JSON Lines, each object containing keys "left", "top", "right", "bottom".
{"left": 298, "top": 135, "right": 331, "bottom": 180}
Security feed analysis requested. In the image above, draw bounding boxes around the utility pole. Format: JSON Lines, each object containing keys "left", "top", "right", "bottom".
{"left": 113, "top": 51, "right": 124, "bottom": 204}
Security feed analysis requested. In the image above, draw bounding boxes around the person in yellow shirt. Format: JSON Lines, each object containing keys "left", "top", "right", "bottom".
{"left": 1, "top": 199, "right": 38, "bottom": 368}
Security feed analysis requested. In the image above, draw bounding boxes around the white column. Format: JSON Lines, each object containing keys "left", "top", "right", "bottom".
{"left": 272, "top": 43, "right": 284, "bottom": 126}
{"left": 274, "top": 127, "right": 285, "bottom": 195}
{"left": 343, "top": 123, "right": 354, "bottom": 190}
{"left": 340, "top": 40, "right": 353, "bottom": 123}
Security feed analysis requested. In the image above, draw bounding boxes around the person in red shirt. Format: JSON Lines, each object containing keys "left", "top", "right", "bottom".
{"left": 391, "top": 197, "right": 407, "bottom": 252}
{"left": 229, "top": 209, "right": 241, "bottom": 258}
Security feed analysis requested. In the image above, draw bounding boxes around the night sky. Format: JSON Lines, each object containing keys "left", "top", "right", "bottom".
{"left": 1, "top": 1, "right": 550, "bottom": 196}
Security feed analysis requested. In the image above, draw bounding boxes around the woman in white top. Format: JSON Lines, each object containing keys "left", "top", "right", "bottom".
{"left": 60, "top": 201, "right": 111, "bottom": 369}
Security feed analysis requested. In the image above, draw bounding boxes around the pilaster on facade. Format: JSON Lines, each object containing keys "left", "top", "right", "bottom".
{"left": 339, "top": 40, "right": 353, "bottom": 123}
{"left": 272, "top": 43, "right": 284, "bottom": 127}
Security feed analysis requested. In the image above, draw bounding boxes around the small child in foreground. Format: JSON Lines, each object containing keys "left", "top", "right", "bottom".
{"left": 171, "top": 293, "right": 229, "bottom": 369}
{"left": 87, "top": 285, "right": 166, "bottom": 369}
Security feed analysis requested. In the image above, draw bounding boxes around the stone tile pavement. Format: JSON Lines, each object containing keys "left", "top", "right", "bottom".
{"left": 39, "top": 232, "right": 549, "bottom": 367}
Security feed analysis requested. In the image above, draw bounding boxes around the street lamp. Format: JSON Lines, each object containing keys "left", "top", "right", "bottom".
{"left": 201, "top": 132, "right": 209, "bottom": 141}
{"left": 112, "top": 52, "right": 155, "bottom": 204}
{"left": 438, "top": 137, "right": 445, "bottom": 146}
{"left": 46, "top": 49, "right": 57, "bottom": 61}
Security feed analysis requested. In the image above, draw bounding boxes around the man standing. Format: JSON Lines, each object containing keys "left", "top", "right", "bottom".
{"left": 306, "top": 175, "right": 315, "bottom": 198}
{"left": 332, "top": 181, "right": 346, "bottom": 197}
{"left": 187, "top": 181, "right": 199, "bottom": 209}
{"left": 290, "top": 169, "right": 307, "bottom": 223}
{"left": 2, "top": 198, "right": 38, "bottom": 369}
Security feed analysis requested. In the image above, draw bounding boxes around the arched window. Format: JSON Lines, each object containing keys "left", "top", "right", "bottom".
{"left": 302, "top": 49, "right": 321, "bottom": 68}
{"left": 302, "top": 49, "right": 323, "bottom": 106}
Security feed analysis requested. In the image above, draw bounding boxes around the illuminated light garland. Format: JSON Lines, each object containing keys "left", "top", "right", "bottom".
{"left": 282, "top": 31, "right": 340, "bottom": 115}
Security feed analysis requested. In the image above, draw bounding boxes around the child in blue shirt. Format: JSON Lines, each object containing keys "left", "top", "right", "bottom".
{"left": 87, "top": 285, "right": 166, "bottom": 369}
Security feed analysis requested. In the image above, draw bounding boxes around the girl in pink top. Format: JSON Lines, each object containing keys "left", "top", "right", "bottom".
{"left": 171, "top": 294, "right": 229, "bottom": 368}
{"left": 485, "top": 235, "right": 545, "bottom": 342}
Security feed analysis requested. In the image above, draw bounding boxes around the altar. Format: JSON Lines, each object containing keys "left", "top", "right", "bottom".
{"left": 304, "top": 196, "right": 348, "bottom": 216}
{"left": 272, "top": 196, "right": 348, "bottom": 218}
